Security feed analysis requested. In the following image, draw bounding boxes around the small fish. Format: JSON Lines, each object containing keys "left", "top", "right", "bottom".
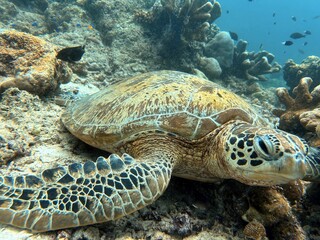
{"left": 291, "top": 16, "right": 297, "bottom": 21}
{"left": 303, "top": 41, "right": 308, "bottom": 46}
{"left": 282, "top": 41, "right": 293, "bottom": 46}
{"left": 259, "top": 43, "right": 263, "bottom": 50}
{"left": 313, "top": 15, "right": 320, "bottom": 19}
{"left": 31, "top": 21, "right": 38, "bottom": 27}
{"left": 298, "top": 49, "right": 305, "bottom": 54}
{"left": 226, "top": 10, "right": 229, "bottom": 14}
{"left": 76, "top": 23, "right": 81, "bottom": 27}
{"left": 248, "top": 0, "right": 253, "bottom": 2}
{"left": 304, "top": 30, "right": 311, "bottom": 35}
{"left": 87, "top": 25, "right": 94, "bottom": 30}
{"left": 56, "top": 45, "right": 85, "bottom": 62}
{"left": 290, "top": 32, "right": 305, "bottom": 39}
{"left": 229, "top": 31, "right": 238, "bottom": 41}
{"left": 273, "top": 21, "right": 277, "bottom": 25}
{"left": 272, "top": 12, "right": 276, "bottom": 17}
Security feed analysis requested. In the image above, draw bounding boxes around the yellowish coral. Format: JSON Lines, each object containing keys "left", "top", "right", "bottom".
{"left": 274, "top": 77, "right": 320, "bottom": 145}
{"left": 242, "top": 187, "right": 306, "bottom": 239}
{"left": 0, "top": 29, "right": 72, "bottom": 95}
{"left": 243, "top": 219, "right": 266, "bottom": 240}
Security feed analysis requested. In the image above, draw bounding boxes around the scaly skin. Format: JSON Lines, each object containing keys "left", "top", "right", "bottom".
{"left": 0, "top": 150, "right": 174, "bottom": 232}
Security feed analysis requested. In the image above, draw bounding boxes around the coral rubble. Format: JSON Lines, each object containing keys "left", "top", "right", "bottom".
{"left": 283, "top": 56, "right": 320, "bottom": 91}
{"left": 274, "top": 77, "right": 320, "bottom": 145}
{"left": 230, "top": 39, "right": 281, "bottom": 81}
{"left": 0, "top": 29, "right": 72, "bottom": 95}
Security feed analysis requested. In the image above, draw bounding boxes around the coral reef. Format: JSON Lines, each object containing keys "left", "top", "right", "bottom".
{"left": 243, "top": 219, "right": 267, "bottom": 240}
{"left": 134, "top": 0, "right": 221, "bottom": 71}
{"left": 273, "top": 77, "right": 320, "bottom": 146}
{"left": 230, "top": 39, "right": 281, "bottom": 81}
{"left": 0, "top": 0, "right": 319, "bottom": 239}
{"left": 136, "top": 0, "right": 222, "bottom": 42}
{"left": 204, "top": 31, "right": 234, "bottom": 68}
{"left": 242, "top": 187, "right": 306, "bottom": 239}
{"left": 0, "top": 29, "right": 72, "bottom": 95}
{"left": 283, "top": 55, "right": 320, "bottom": 91}
{"left": 9, "top": 0, "right": 49, "bottom": 14}
{"left": 197, "top": 56, "right": 222, "bottom": 78}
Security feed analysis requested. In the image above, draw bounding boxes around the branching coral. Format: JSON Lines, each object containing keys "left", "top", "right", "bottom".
{"left": 283, "top": 56, "right": 320, "bottom": 91}
{"left": 135, "top": 0, "right": 221, "bottom": 43}
{"left": 273, "top": 77, "right": 320, "bottom": 145}
{"left": 231, "top": 40, "right": 281, "bottom": 81}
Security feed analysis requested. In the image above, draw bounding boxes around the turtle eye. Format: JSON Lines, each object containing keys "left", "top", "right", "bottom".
{"left": 254, "top": 136, "right": 274, "bottom": 158}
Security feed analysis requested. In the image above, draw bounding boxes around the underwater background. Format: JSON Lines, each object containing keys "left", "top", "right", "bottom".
{"left": 0, "top": 0, "right": 320, "bottom": 239}
{"left": 218, "top": 0, "right": 320, "bottom": 65}
{"left": 216, "top": 0, "right": 320, "bottom": 64}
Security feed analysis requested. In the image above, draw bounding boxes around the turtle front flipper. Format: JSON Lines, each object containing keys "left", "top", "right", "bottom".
{"left": 304, "top": 147, "right": 320, "bottom": 181}
{"left": 0, "top": 153, "right": 173, "bottom": 232}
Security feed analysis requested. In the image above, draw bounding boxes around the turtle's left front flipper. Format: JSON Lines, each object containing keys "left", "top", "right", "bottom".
{"left": 303, "top": 147, "right": 320, "bottom": 181}
{"left": 0, "top": 153, "right": 174, "bottom": 232}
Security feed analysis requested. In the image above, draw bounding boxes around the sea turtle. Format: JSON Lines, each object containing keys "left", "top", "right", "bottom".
{"left": 0, "top": 70, "right": 319, "bottom": 232}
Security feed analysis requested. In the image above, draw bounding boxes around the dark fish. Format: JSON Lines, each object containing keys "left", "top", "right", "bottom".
{"left": 313, "top": 15, "right": 320, "bottom": 19}
{"left": 291, "top": 16, "right": 297, "bottom": 21}
{"left": 273, "top": 21, "right": 277, "bottom": 25}
{"left": 248, "top": 0, "right": 253, "bottom": 2}
{"left": 226, "top": 10, "right": 229, "bottom": 14}
{"left": 282, "top": 41, "right": 293, "bottom": 46}
{"left": 290, "top": 32, "right": 305, "bottom": 39}
{"left": 229, "top": 31, "right": 238, "bottom": 41}
{"left": 303, "top": 41, "right": 308, "bottom": 46}
{"left": 259, "top": 43, "right": 263, "bottom": 50}
{"left": 272, "top": 12, "right": 276, "bottom": 17}
{"left": 304, "top": 30, "right": 311, "bottom": 35}
{"left": 56, "top": 45, "right": 85, "bottom": 62}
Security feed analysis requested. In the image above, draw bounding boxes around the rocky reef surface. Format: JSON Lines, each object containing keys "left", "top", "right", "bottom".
{"left": 283, "top": 56, "right": 320, "bottom": 91}
{"left": 0, "top": 0, "right": 319, "bottom": 240}
{"left": 0, "top": 29, "right": 72, "bottom": 95}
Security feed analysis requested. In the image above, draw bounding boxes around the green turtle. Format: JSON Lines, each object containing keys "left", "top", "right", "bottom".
{"left": 0, "top": 70, "right": 319, "bottom": 232}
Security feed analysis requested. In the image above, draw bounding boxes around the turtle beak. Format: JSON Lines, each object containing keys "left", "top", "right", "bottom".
{"left": 239, "top": 154, "right": 307, "bottom": 186}
{"left": 280, "top": 153, "right": 307, "bottom": 180}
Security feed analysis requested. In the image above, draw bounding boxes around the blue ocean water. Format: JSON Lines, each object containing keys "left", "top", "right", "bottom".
{"left": 216, "top": 0, "right": 320, "bottom": 65}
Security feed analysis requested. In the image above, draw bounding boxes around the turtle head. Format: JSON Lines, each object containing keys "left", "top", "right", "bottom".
{"left": 223, "top": 123, "right": 309, "bottom": 186}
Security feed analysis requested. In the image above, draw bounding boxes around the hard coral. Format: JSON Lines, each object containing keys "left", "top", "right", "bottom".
{"left": 231, "top": 40, "right": 281, "bottom": 81}
{"left": 274, "top": 77, "right": 320, "bottom": 145}
{"left": 176, "top": 0, "right": 221, "bottom": 41}
{"left": 0, "top": 29, "right": 72, "bottom": 95}
{"left": 136, "top": 0, "right": 221, "bottom": 42}
{"left": 242, "top": 187, "right": 306, "bottom": 239}
{"left": 243, "top": 219, "right": 267, "bottom": 240}
{"left": 283, "top": 56, "right": 320, "bottom": 91}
